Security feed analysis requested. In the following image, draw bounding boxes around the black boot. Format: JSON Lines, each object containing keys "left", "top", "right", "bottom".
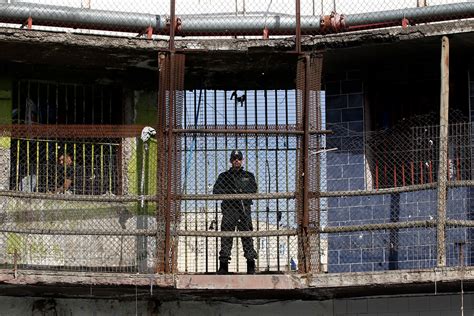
{"left": 247, "top": 260, "right": 256, "bottom": 275}
{"left": 217, "top": 261, "right": 229, "bottom": 274}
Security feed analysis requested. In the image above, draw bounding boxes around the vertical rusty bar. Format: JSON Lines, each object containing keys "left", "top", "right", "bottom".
{"left": 295, "top": 0, "right": 301, "bottom": 54}
{"left": 301, "top": 54, "right": 311, "bottom": 273}
{"left": 437, "top": 36, "right": 449, "bottom": 268}
{"left": 170, "top": 0, "right": 176, "bottom": 53}
{"left": 156, "top": 53, "right": 167, "bottom": 273}
{"left": 164, "top": 52, "right": 175, "bottom": 273}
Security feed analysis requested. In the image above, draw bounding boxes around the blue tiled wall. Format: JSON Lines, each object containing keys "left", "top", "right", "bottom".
{"left": 324, "top": 71, "right": 472, "bottom": 272}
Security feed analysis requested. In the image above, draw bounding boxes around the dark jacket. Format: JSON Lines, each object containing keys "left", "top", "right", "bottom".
{"left": 213, "top": 167, "right": 257, "bottom": 211}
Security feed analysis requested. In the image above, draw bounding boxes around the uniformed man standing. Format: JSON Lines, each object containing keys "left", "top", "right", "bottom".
{"left": 213, "top": 150, "right": 258, "bottom": 274}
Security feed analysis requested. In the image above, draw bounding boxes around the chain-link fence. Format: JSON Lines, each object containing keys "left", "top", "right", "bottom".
{"left": 0, "top": 123, "right": 160, "bottom": 273}
{"left": 0, "top": 0, "right": 472, "bottom": 39}
{"left": 316, "top": 121, "right": 473, "bottom": 273}
{"left": 0, "top": 0, "right": 473, "bottom": 277}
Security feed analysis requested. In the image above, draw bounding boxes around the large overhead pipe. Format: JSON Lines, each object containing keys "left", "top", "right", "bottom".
{"left": 0, "top": 2, "right": 163, "bottom": 33}
{"left": 0, "top": 2, "right": 472, "bottom": 35}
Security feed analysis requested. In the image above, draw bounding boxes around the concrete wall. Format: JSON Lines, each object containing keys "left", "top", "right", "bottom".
{"left": 0, "top": 293, "right": 472, "bottom": 315}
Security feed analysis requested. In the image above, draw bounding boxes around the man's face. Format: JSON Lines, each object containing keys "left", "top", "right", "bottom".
{"left": 59, "top": 155, "right": 72, "bottom": 166}
{"left": 231, "top": 157, "right": 243, "bottom": 169}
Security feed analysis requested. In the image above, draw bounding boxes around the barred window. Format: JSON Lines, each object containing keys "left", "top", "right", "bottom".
{"left": 10, "top": 80, "right": 123, "bottom": 195}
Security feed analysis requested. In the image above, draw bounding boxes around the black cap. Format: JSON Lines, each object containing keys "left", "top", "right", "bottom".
{"left": 230, "top": 150, "right": 243, "bottom": 161}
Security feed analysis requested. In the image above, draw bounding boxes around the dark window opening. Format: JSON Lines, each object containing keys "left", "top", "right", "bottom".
{"left": 366, "top": 66, "right": 471, "bottom": 189}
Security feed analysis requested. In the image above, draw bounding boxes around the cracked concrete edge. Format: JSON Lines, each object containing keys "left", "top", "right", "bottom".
{"left": 0, "top": 19, "right": 471, "bottom": 53}
{"left": 174, "top": 273, "right": 308, "bottom": 290}
{"left": 308, "top": 267, "right": 474, "bottom": 288}
{"left": 0, "top": 269, "right": 174, "bottom": 287}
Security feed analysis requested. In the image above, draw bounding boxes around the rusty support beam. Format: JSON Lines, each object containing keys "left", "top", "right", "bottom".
{"left": 0, "top": 190, "right": 158, "bottom": 202}
{"left": 296, "top": 0, "right": 301, "bottom": 54}
{"left": 173, "top": 128, "right": 332, "bottom": 135}
{"left": 179, "top": 192, "right": 295, "bottom": 200}
{"left": 0, "top": 124, "right": 146, "bottom": 138}
{"left": 437, "top": 36, "right": 449, "bottom": 268}
{"left": 164, "top": 53, "right": 175, "bottom": 274}
{"left": 319, "top": 220, "right": 437, "bottom": 234}
{"left": 315, "top": 181, "right": 473, "bottom": 198}
{"left": 300, "top": 54, "right": 311, "bottom": 273}
{"left": 176, "top": 229, "right": 297, "bottom": 238}
{"left": 0, "top": 227, "right": 156, "bottom": 236}
{"left": 156, "top": 53, "right": 168, "bottom": 273}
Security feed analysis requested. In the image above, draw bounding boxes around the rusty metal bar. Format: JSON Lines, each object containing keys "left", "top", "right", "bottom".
{"left": 156, "top": 52, "right": 169, "bottom": 273}
{"left": 301, "top": 54, "right": 311, "bottom": 273}
{"left": 0, "top": 190, "right": 158, "bottom": 202}
{"left": 173, "top": 128, "right": 332, "bottom": 135}
{"left": 316, "top": 180, "right": 473, "bottom": 198}
{"left": 0, "top": 124, "right": 145, "bottom": 138}
{"left": 296, "top": 0, "right": 301, "bottom": 54}
{"left": 437, "top": 36, "right": 450, "bottom": 268}
{"left": 164, "top": 52, "right": 175, "bottom": 273}
{"left": 179, "top": 193, "right": 295, "bottom": 201}
{"left": 320, "top": 220, "right": 437, "bottom": 233}
{"left": 176, "top": 229, "right": 297, "bottom": 238}
{"left": 0, "top": 227, "right": 156, "bottom": 237}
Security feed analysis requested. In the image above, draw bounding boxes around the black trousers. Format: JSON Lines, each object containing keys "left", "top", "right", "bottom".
{"left": 219, "top": 207, "right": 257, "bottom": 262}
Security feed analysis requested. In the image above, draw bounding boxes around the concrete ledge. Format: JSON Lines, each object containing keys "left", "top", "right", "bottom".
{"left": 309, "top": 267, "right": 474, "bottom": 288}
{"left": 176, "top": 274, "right": 306, "bottom": 290}
{"left": 0, "top": 269, "right": 174, "bottom": 287}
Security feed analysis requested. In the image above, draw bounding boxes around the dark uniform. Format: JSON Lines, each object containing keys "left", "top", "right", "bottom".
{"left": 213, "top": 150, "right": 258, "bottom": 273}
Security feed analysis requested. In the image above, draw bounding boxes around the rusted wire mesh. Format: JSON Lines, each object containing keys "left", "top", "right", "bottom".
{"left": 174, "top": 85, "right": 303, "bottom": 273}
{"left": 0, "top": 124, "right": 159, "bottom": 273}
{"left": 318, "top": 120, "right": 473, "bottom": 273}
{"left": 0, "top": 1, "right": 472, "bottom": 38}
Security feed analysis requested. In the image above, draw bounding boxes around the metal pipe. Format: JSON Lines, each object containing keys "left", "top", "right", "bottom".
{"left": 0, "top": 2, "right": 162, "bottom": 33}
{"left": 0, "top": 2, "right": 472, "bottom": 35}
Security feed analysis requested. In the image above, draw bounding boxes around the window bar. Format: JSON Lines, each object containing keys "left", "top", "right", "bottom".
{"left": 22, "top": 135, "right": 31, "bottom": 192}
{"left": 26, "top": 82, "right": 31, "bottom": 191}
{"left": 73, "top": 143, "right": 76, "bottom": 195}
{"left": 108, "top": 92, "right": 113, "bottom": 193}
{"left": 100, "top": 144, "right": 104, "bottom": 194}
{"left": 35, "top": 83, "right": 40, "bottom": 192}
{"left": 63, "top": 143, "right": 68, "bottom": 191}
{"left": 15, "top": 140, "right": 19, "bottom": 191}
{"left": 213, "top": 89, "right": 219, "bottom": 272}
{"left": 204, "top": 89, "right": 209, "bottom": 273}
{"left": 244, "top": 89, "right": 250, "bottom": 270}
{"left": 194, "top": 89, "right": 198, "bottom": 272}
{"left": 54, "top": 141, "right": 58, "bottom": 191}
{"left": 264, "top": 88, "right": 270, "bottom": 272}
{"left": 234, "top": 89, "right": 240, "bottom": 272}
{"left": 82, "top": 143, "right": 86, "bottom": 194}
{"left": 285, "top": 89, "right": 291, "bottom": 269}
{"left": 254, "top": 89, "right": 260, "bottom": 270}
{"left": 91, "top": 144, "right": 95, "bottom": 195}
{"left": 36, "top": 140, "right": 39, "bottom": 193}
{"left": 275, "top": 89, "right": 281, "bottom": 271}
{"left": 183, "top": 91, "right": 188, "bottom": 272}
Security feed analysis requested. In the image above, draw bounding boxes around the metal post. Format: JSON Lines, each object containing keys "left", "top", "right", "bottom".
{"left": 301, "top": 54, "right": 311, "bottom": 272}
{"left": 436, "top": 36, "right": 449, "bottom": 267}
{"left": 296, "top": 0, "right": 301, "bottom": 54}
